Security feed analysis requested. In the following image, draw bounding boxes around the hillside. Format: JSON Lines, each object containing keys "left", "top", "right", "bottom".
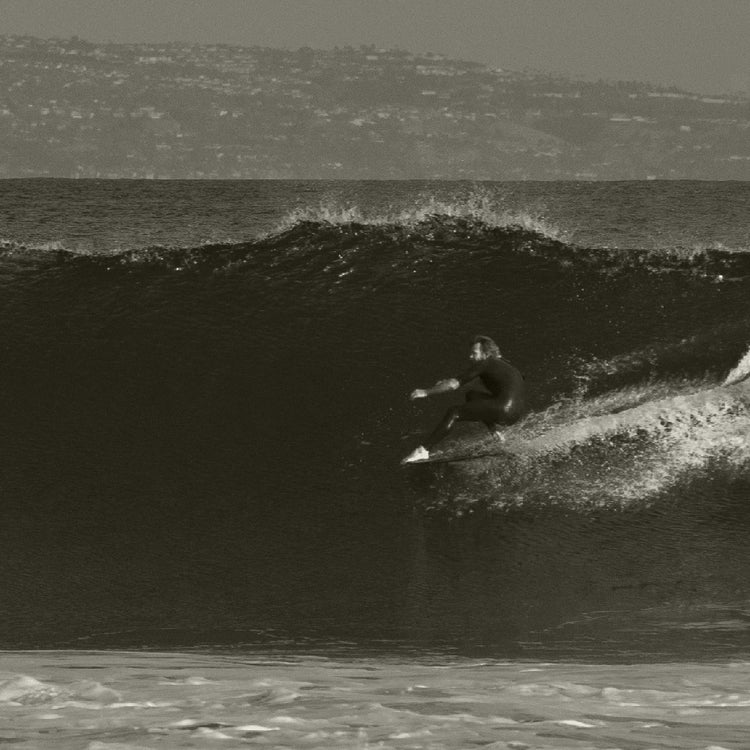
{"left": 1, "top": 35, "right": 749, "bottom": 179}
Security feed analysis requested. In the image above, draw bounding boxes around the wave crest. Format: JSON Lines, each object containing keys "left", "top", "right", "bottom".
{"left": 110, "top": 213, "right": 750, "bottom": 281}
{"left": 276, "top": 190, "right": 566, "bottom": 241}
{"left": 4, "top": 199, "right": 750, "bottom": 283}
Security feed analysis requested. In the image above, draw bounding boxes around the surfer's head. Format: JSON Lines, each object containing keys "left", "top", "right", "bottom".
{"left": 471, "top": 335, "right": 500, "bottom": 361}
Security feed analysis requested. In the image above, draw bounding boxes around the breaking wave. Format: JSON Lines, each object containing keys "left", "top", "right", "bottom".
{"left": 276, "top": 190, "right": 566, "bottom": 238}
{"left": 6, "top": 213, "right": 748, "bottom": 285}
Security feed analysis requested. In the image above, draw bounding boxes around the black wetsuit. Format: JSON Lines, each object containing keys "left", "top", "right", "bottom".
{"left": 424, "top": 356, "right": 525, "bottom": 450}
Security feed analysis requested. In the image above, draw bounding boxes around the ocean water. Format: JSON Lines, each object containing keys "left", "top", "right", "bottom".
{"left": 2, "top": 179, "right": 750, "bottom": 747}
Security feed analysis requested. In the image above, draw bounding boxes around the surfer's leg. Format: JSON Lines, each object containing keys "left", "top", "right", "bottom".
{"left": 405, "top": 399, "right": 504, "bottom": 463}
{"left": 423, "top": 405, "right": 463, "bottom": 450}
{"left": 407, "top": 394, "right": 518, "bottom": 461}
{"left": 467, "top": 392, "right": 502, "bottom": 437}
{"left": 403, "top": 406, "right": 464, "bottom": 463}
{"left": 424, "top": 399, "right": 501, "bottom": 450}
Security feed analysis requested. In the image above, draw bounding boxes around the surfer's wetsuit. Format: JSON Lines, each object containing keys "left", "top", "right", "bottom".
{"left": 423, "top": 356, "right": 525, "bottom": 450}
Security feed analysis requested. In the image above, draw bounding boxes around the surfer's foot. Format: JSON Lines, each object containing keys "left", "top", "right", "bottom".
{"left": 401, "top": 445, "right": 429, "bottom": 464}
{"left": 491, "top": 430, "right": 506, "bottom": 442}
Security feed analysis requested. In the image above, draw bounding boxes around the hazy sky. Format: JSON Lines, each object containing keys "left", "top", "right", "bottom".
{"left": 2, "top": 0, "right": 749, "bottom": 95}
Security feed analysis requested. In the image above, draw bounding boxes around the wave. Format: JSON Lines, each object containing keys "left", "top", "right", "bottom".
{"left": 4, "top": 201, "right": 750, "bottom": 281}
{"left": 104, "top": 218, "right": 750, "bottom": 279}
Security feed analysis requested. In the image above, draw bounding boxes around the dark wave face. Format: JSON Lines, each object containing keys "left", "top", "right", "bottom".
{"left": 1, "top": 179, "right": 750, "bottom": 660}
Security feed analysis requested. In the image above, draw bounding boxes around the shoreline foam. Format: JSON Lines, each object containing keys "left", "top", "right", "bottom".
{"left": 2, "top": 650, "right": 750, "bottom": 748}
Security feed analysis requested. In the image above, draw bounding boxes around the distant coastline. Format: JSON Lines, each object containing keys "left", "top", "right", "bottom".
{"left": 1, "top": 35, "right": 749, "bottom": 180}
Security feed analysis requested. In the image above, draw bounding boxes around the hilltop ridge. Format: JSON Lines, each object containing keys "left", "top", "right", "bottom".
{"left": 1, "top": 35, "right": 749, "bottom": 179}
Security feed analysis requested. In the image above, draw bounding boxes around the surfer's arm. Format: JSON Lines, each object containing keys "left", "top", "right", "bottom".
{"left": 410, "top": 379, "right": 460, "bottom": 400}
{"left": 455, "top": 361, "right": 484, "bottom": 387}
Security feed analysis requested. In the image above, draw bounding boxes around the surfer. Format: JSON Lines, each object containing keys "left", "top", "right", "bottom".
{"left": 402, "top": 335, "right": 525, "bottom": 464}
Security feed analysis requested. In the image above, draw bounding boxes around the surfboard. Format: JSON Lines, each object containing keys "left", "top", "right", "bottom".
{"left": 403, "top": 447, "right": 513, "bottom": 466}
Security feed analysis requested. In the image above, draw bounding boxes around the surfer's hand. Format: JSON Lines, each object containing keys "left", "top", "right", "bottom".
{"left": 410, "top": 388, "right": 428, "bottom": 400}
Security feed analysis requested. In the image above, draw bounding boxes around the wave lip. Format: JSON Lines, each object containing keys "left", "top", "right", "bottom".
{"left": 98, "top": 218, "right": 750, "bottom": 281}
{"left": 276, "top": 191, "right": 566, "bottom": 239}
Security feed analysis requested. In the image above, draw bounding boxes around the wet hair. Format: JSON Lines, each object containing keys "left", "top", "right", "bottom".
{"left": 472, "top": 334, "right": 501, "bottom": 358}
